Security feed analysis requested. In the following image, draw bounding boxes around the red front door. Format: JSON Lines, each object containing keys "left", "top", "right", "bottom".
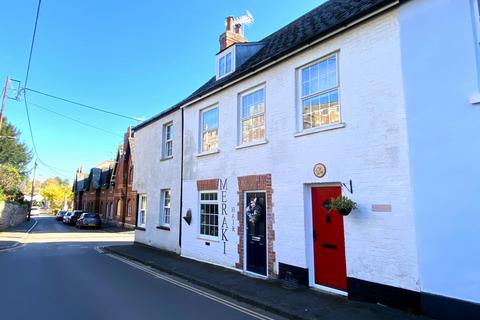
{"left": 312, "top": 186, "right": 347, "bottom": 291}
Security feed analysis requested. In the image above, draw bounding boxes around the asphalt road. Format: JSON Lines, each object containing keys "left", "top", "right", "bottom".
{"left": 0, "top": 216, "right": 280, "bottom": 320}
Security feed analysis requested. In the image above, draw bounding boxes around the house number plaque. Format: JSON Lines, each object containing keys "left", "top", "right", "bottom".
{"left": 313, "top": 163, "right": 327, "bottom": 178}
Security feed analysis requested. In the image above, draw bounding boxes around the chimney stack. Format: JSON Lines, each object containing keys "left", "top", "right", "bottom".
{"left": 219, "top": 16, "right": 247, "bottom": 51}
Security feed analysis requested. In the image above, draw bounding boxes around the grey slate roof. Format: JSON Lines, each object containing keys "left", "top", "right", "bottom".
{"left": 135, "top": 0, "right": 397, "bottom": 131}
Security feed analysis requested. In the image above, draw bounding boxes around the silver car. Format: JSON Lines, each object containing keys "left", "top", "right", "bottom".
{"left": 62, "top": 211, "right": 73, "bottom": 224}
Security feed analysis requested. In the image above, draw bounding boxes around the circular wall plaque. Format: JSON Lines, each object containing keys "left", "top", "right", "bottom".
{"left": 313, "top": 163, "right": 327, "bottom": 178}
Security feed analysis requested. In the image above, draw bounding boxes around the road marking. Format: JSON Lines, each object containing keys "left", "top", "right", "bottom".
{"left": 94, "top": 246, "right": 277, "bottom": 320}
{"left": 0, "top": 219, "right": 38, "bottom": 252}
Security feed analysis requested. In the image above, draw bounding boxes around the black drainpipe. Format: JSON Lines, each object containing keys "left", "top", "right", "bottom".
{"left": 179, "top": 108, "right": 184, "bottom": 248}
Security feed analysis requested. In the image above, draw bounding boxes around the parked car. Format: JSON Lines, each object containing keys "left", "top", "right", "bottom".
{"left": 68, "top": 210, "right": 83, "bottom": 226}
{"left": 63, "top": 211, "right": 74, "bottom": 224}
{"left": 56, "top": 210, "right": 68, "bottom": 221}
{"left": 76, "top": 213, "right": 102, "bottom": 229}
{"left": 30, "top": 206, "right": 40, "bottom": 216}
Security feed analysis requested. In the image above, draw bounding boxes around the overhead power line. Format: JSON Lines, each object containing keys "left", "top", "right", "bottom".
{"left": 29, "top": 101, "right": 123, "bottom": 138}
{"left": 21, "top": 0, "right": 70, "bottom": 181}
{"left": 23, "top": 0, "right": 42, "bottom": 162}
{"left": 25, "top": 87, "right": 144, "bottom": 122}
{"left": 24, "top": 0, "right": 42, "bottom": 88}
{"left": 38, "top": 159, "right": 72, "bottom": 179}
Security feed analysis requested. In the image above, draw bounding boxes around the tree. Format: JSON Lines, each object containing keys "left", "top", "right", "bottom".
{"left": 0, "top": 164, "right": 22, "bottom": 201}
{"left": 0, "top": 118, "right": 31, "bottom": 177}
{"left": 41, "top": 178, "right": 73, "bottom": 210}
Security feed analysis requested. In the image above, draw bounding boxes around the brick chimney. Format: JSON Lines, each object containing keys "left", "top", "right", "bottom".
{"left": 219, "top": 16, "right": 247, "bottom": 51}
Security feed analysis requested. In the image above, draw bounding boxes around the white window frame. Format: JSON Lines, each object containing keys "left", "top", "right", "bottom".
{"left": 163, "top": 122, "right": 173, "bottom": 159}
{"left": 297, "top": 52, "right": 342, "bottom": 133}
{"left": 200, "top": 105, "right": 219, "bottom": 153}
{"left": 238, "top": 85, "right": 266, "bottom": 145}
{"left": 159, "top": 189, "right": 171, "bottom": 227}
{"left": 216, "top": 47, "right": 235, "bottom": 80}
{"left": 138, "top": 194, "right": 147, "bottom": 228}
{"left": 198, "top": 191, "right": 219, "bottom": 240}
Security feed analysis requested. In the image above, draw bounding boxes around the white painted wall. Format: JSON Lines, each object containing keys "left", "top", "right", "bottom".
{"left": 181, "top": 9, "right": 420, "bottom": 291}
{"left": 133, "top": 110, "right": 182, "bottom": 253}
{"left": 400, "top": 0, "right": 480, "bottom": 303}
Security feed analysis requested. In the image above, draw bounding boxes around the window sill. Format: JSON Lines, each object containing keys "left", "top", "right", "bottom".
{"left": 470, "top": 94, "right": 480, "bottom": 105}
{"left": 156, "top": 225, "right": 170, "bottom": 231}
{"left": 236, "top": 139, "right": 268, "bottom": 150}
{"left": 294, "top": 123, "right": 345, "bottom": 138}
{"left": 135, "top": 226, "right": 146, "bottom": 231}
{"left": 196, "top": 149, "right": 220, "bottom": 158}
{"left": 160, "top": 156, "right": 173, "bottom": 162}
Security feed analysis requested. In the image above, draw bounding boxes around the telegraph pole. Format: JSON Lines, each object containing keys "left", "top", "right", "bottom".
{"left": 28, "top": 159, "right": 38, "bottom": 221}
{"left": 0, "top": 76, "right": 10, "bottom": 131}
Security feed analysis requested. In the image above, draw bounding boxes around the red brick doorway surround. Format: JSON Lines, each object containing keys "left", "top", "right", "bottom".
{"left": 236, "top": 174, "right": 276, "bottom": 277}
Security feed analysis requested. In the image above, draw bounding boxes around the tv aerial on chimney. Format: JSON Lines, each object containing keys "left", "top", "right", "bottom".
{"left": 233, "top": 10, "right": 254, "bottom": 26}
{"left": 231, "top": 10, "right": 254, "bottom": 35}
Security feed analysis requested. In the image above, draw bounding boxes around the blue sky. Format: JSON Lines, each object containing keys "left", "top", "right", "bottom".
{"left": 0, "top": 0, "right": 325, "bottom": 182}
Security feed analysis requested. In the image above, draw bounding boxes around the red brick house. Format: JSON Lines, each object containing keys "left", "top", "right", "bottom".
{"left": 73, "top": 128, "right": 137, "bottom": 228}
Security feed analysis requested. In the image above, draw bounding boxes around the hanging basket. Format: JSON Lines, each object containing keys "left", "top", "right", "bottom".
{"left": 329, "top": 196, "right": 357, "bottom": 216}
{"left": 338, "top": 208, "right": 352, "bottom": 216}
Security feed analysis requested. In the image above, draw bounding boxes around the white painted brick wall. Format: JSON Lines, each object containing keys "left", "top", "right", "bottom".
{"left": 181, "top": 9, "right": 420, "bottom": 291}
{"left": 133, "top": 110, "right": 182, "bottom": 253}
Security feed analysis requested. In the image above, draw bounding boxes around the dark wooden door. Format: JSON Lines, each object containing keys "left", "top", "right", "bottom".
{"left": 312, "top": 186, "right": 347, "bottom": 290}
{"left": 245, "top": 192, "right": 267, "bottom": 275}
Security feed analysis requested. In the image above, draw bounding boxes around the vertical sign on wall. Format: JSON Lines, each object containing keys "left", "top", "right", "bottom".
{"left": 219, "top": 178, "right": 229, "bottom": 254}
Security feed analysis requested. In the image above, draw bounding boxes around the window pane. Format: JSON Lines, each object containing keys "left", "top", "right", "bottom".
{"left": 225, "top": 53, "right": 232, "bottom": 73}
{"left": 242, "top": 88, "right": 264, "bottom": 119}
{"left": 302, "top": 89, "right": 340, "bottom": 129}
{"left": 241, "top": 88, "right": 265, "bottom": 143}
{"left": 203, "top": 129, "right": 218, "bottom": 152}
{"left": 302, "top": 55, "right": 337, "bottom": 97}
{"left": 219, "top": 56, "right": 225, "bottom": 76}
{"left": 165, "top": 124, "right": 173, "bottom": 140}
{"left": 302, "top": 99, "right": 312, "bottom": 129}
{"left": 199, "top": 195, "right": 219, "bottom": 237}
{"left": 202, "top": 108, "right": 218, "bottom": 131}
{"left": 166, "top": 141, "right": 173, "bottom": 156}
{"left": 164, "top": 190, "right": 170, "bottom": 207}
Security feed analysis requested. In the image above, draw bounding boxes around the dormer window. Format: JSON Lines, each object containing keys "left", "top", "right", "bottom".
{"left": 220, "top": 52, "right": 232, "bottom": 76}
{"left": 217, "top": 48, "right": 235, "bottom": 79}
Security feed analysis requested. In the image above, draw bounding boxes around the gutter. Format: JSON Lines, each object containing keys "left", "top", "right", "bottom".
{"left": 178, "top": 108, "right": 184, "bottom": 248}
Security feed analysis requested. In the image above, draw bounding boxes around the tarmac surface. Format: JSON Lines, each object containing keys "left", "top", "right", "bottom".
{"left": 0, "top": 215, "right": 278, "bottom": 320}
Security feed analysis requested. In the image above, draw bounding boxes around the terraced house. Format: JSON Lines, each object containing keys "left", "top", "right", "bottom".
{"left": 73, "top": 128, "right": 137, "bottom": 228}
{"left": 131, "top": 0, "right": 480, "bottom": 318}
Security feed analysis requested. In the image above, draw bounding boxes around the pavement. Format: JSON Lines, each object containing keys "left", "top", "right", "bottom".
{"left": 0, "top": 218, "right": 37, "bottom": 250}
{"left": 104, "top": 243, "right": 427, "bottom": 320}
{"left": 0, "top": 215, "right": 282, "bottom": 320}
